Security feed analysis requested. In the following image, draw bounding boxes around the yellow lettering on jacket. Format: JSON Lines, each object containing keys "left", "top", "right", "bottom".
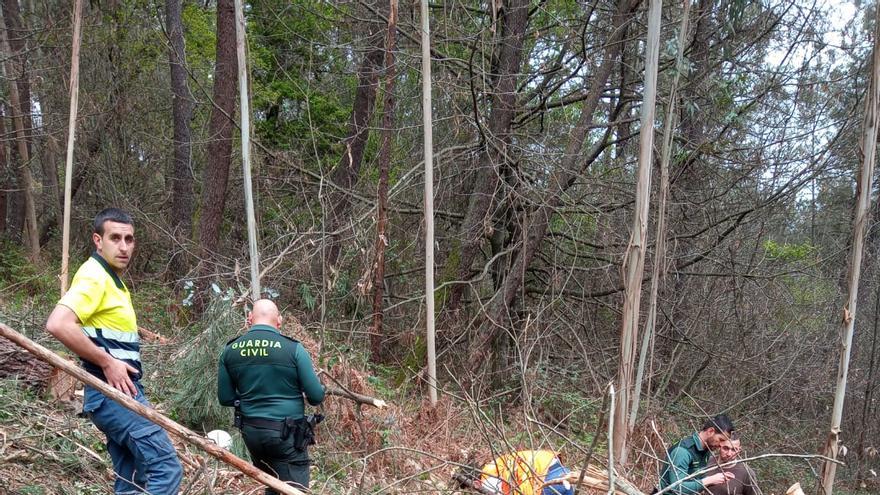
{"left": 239, "top": 348, "right": 269, "bottom": 357}
{"left": 231, "top": 339, "right": 283, "bottom": 350}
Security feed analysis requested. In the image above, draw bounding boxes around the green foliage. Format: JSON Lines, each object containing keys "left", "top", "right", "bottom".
{"left": 159, "top": 292, "right": 242, "bottom": 430}
{"left": 299, "top": 282, "right": 317, "bottom": 311}
{"left": 248, "top": 0, "right": 350, "bottom": 154}
{"left": 763, "top": 240, "right": 818, "bottom": 262}
{"left": 16, "top": 486, "right": 45, "bottom": 495}
{"left": 0, "top": 241, "right": 57, "bottom": 306}
{"left": 182, "top": 3, "right": 217, "bottom": 64}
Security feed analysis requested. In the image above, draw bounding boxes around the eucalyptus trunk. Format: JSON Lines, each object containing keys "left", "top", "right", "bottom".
{"left": 819, "top": 8, "right": 880, "bottom": 494}
{"left": 613, "top": 0, "right": 662, "bottom": 466}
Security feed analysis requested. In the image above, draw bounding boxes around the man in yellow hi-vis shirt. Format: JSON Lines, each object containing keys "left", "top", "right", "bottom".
{"left": 476, "top": 450, "right": 573, "bottom": 495}
{"left": 46, "top": 208, "right": 182, "bottom": 494}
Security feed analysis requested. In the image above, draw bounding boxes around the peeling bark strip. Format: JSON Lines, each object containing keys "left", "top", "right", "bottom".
{"left": 819, "top": 6, "right": 880, "bottom": 494}
{"left": 61, "top": 0, "right": 84, "bottom": 294}
{"left": 0, "top": 323, "right": 306, "bottom": 495}
{"left": 467, "top": 0, "right": 643, "bottom": 370}
{"left": 614, "top": 0, "right": 663, "bottom": 465}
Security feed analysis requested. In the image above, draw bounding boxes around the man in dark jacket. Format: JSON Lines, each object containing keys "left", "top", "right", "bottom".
{"left": 218, "top": 299, "right": 325, "bottom": 493}
{"left": 705, "top": 434, "right": 762, "bottom": 495}
{"left": 658, "top": 414, "right": 736, "bottom": 494}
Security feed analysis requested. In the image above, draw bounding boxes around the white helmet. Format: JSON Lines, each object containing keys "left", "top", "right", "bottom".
{"left": 206, "top": 429, "right": 233, "bottom": 449}
{"left": 481, "top": 476, "right": 504, "bottom": 494}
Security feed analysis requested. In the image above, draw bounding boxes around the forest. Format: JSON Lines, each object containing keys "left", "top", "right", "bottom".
{"left": 0, "top": 0, "right": 878, "bottom": 493}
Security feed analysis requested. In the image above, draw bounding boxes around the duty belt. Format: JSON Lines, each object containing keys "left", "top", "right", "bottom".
{"left": 241, "top": 417, "right": 286, "bottom": 430}
{"left": 240, "top": 415, "right": 324, "bottom": 451}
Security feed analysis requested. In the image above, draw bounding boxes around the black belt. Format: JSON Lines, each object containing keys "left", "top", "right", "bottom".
{"left": 241, "top": 417, "right": 286, "bottom": 430}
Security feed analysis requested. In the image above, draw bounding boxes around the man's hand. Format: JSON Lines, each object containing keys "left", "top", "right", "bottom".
{"left": 101, "top": 358, "right": 139, "bottom": 397}
{"left": 704, "top": 471, "right": 736, "bottom": 487}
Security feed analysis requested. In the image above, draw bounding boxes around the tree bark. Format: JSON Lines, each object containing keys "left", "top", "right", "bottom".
{"left": 1, "top": 0, "right": 33, "bottom": 154}
{"left": 467, "top": 0, "right": 641, "bottom": 370}
{"left": 0, "top": 106, "right": 7, "bottom": 235}
{"left": 167, "top": 0, "right": 195, "bottom": 273}
{"left": 420, "top": 0, "right": 437, "bottom": 405}
{"left": 198, "top": 0, "right": 238, "bottom": 261}
{"left": 446, "top": 0, "right": 530, "bottom": 309}
{"left": 629, "top": 0, "right": 692, "bottom": 437}
{"left": 369, "top": 0, "right": 397, "bottom": 362}
{"left": 614, "top": 0, "right": 663, "bottom": 466}
{"left": 819, "top": 8, "right": 880, "bottom": 494}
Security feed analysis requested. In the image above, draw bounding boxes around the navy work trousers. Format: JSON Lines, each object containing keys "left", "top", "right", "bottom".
{"left": 84, "top": 383, "right": 183, "bottom": 494}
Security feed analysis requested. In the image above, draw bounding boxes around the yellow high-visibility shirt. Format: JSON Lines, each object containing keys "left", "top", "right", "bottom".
{"left": 58, "top": 253, "right": 140, "bottom": 380}
{"left": 481, "top": 450, "right": 559, "bottom": 495}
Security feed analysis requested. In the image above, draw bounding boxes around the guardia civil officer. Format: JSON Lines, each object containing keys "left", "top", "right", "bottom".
{"left": 46, "top": 208, "right": 183, "bottom": 494}
{"left": 657, "top": 414, "right": 736, "bottom": 494}
{"left": 218, "top": 299, "right": 325, "bottom": 493}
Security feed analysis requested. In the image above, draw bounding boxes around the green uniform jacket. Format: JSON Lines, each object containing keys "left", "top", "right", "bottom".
{"left": 217, "top": 324, "right": 325, "bottom": 421}
{"left": 659, "top": 433, "right": 710, "bottom": 495}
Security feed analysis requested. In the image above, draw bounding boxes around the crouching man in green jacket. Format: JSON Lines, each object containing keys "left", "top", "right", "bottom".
{"left": 218, "top": 299, "right": 325, "bottom": 493}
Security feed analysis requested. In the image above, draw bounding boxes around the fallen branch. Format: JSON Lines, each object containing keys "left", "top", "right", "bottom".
{"left": 325, "top": 385, "right": 387, "bottom": 409}
{"left": 319, "top": 370, "right": 388, "bottom": 409}
{"left": 0, "top": 323, "right": 306, "bottom": 495}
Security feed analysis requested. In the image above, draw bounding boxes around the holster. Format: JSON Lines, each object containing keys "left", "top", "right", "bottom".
{"left": 286, "top": 414, "right": 324, "bottom": 451}
{"left": 233, "top": 400, "right": 243, "bottom": 429}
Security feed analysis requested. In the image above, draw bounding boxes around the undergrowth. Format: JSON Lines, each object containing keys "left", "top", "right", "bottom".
{"left": 0, "top": 379, "right": 109, "bottom": 494}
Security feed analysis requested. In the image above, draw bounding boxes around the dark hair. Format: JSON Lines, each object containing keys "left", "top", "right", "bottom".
{"left": 702, "top": 414, "right": 735, "bottom": 434}
{"left": 93, "top": 208, "right": 133, "bottom": 235}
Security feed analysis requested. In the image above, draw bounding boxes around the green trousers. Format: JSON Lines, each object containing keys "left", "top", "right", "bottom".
{"left": 241, "top": 424, "right": 310, "bottom": 494}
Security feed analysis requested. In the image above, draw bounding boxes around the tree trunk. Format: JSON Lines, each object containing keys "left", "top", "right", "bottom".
{"left": 369, "top": 0, "right": 397, "bottom": 363}
{"left": 613, "top": 0, "right": 662, "bottom": 466}
{"left": 198, "top": 0, "right": 238, "bottom": 260}
{"left": 420, "top": 0, "right": 437, "bottom": 405}
{"left": 1, "top": 0, "right": 33, "bottom": 155}
{"left": 819, "top": 9, "right": 880, "bottom": 494}
{"left": 2, "top": 0, "right": 55, "bottom": 230}
{"left": 629, "top": 0, "right": 692, "bottom": 436}
{"left": 0, "top": 25, "right": 38, "bottom": 260}
{"left": 167, "top": 0, "right": 194, "bottom": 274}
{"left": 0, "top": 106, "right": 7, "bottom": 235}
{"left": 446, "top": 0, "right": 530, "bottom": 310}
{"left": 59, "top": 0, "right": 83, "bottom": 294}
{"left": 467, "top": 0, "right": 641, "bottom": 370}
{"left": 320, "top": 36, "right": 385, "bottom": 274}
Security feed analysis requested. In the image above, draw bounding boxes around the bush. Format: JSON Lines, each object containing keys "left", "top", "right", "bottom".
{"left": 157, "top": 291, "right": 243, "bottom": 432}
